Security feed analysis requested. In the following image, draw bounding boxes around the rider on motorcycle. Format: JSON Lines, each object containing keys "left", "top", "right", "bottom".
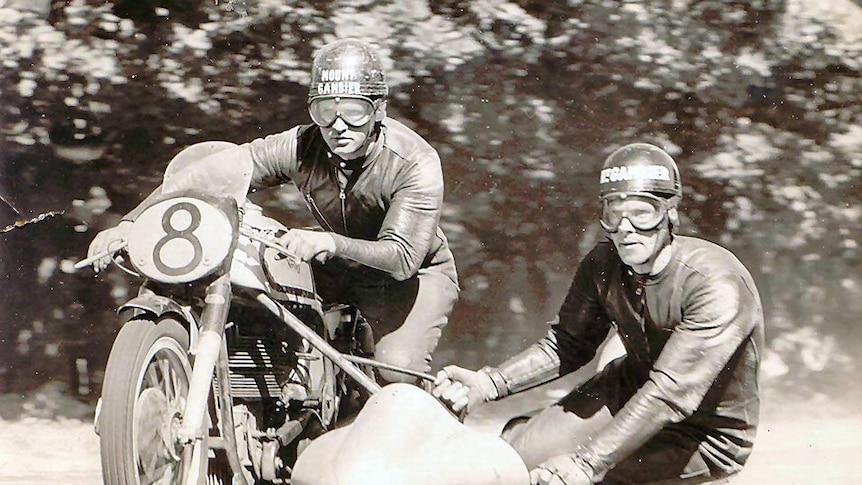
{"left": 87, "top": 38, "right": 459, "bottom": 385}
{"left": 434, "top": 143, "right": 763, "bottom": 485}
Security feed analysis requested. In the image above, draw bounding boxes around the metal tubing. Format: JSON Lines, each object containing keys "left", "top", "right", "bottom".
{"left": 255, "top": 293, "right": 382, "bottom": 395}
{"left": 179, "top": 274, "right": 232, "bottom": 443}
{"left": 341, "top": 354, "right": 436, "bottom": 382}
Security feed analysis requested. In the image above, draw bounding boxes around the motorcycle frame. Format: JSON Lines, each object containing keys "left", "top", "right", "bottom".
{"left": 174, "top": 275, "right": 385, "bottom": 484}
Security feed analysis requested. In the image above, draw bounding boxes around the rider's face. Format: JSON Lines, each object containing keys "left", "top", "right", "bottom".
{"left": 313, "top": 97, "right": 385, "bottom": 160}
{"left": 606, "top": 197, "right": 672, "bottom": 274}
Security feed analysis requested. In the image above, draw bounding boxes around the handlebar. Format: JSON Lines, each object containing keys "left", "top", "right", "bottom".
{"left": 73, "top": 225, "right": 304, "bottom": 273}
{"left": 73, "top": 241, "right": 128, "bottom": 270}
{"left": 238, "top": 224, "right": 303, "bottom": 266}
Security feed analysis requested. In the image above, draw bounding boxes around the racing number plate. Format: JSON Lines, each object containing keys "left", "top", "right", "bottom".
{"left": 127, "top": 197, "right": 234, "bottom": 283}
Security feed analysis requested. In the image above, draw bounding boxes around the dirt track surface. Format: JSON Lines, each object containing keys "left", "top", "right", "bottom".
{"left": 0, "top": 383, "right": 859, "bottom": 484}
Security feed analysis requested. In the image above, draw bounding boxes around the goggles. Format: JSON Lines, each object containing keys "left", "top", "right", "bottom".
{"left": 309, "top": 96, "right": 377, "bottom": 128}
{"left": 600, "top": 192, "right": 670, "bottom": 233}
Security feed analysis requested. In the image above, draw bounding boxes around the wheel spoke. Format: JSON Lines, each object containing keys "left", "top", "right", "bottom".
{"left": 158, "top": 357, "right": 175, "bottom": 402}
{"left": 144, "top": 361, "right": 160, "bottom": 389}
{"left": 137, "top": 391, "right": 166, "bottom": 461}
{"left": 140, "top": 453, "right": 177, "bottom": 485}
{"left": 138, "top": 430, "right": 167, "bottom": 483}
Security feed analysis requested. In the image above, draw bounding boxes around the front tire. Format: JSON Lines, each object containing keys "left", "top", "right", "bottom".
{"left": 99, "top": 317, "right": 206, "bottom": 485}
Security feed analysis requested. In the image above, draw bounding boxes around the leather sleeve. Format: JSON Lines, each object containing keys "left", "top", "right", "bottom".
{"left": 249, "top": 125, "right": 445, "bottom": 281}
{"left": 495, "top": 248, "right": 613, "bottom": 395}
{"left": 580, "top": 272, "right": 761, "bottom": 476}
{"left": 330, "top": 147, "right": 445, "bottom": 281}
{"left": 246, "top": 127, "right": 302, "bottom": 188}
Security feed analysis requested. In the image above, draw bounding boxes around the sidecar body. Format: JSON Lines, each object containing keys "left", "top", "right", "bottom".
{"left": 291, "top": 383, "right": 530, "bottom": 485}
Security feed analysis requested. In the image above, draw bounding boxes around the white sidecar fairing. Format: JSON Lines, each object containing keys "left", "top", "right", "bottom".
{"left": 291, "top": 383, "right": 529, "bottom": 485}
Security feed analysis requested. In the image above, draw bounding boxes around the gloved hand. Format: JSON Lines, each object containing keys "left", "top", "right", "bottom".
{"left": 276, "top": 228, "right": 336, "bottom": 263}
{"left": 87, "top": 220, "right": 133, "bottom": 272}
{"left": 432, "top": 365, "right": 499, "bottom": 413}
{"left": 530, "top": 454, "right": 594, "bottom": 485}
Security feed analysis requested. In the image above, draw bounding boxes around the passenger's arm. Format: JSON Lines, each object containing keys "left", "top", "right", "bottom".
{"left": 489, "top": 249, "right": 614, "bottom": 397}
{"left": 576, "top": 272, "right": 760, "bottom": 480}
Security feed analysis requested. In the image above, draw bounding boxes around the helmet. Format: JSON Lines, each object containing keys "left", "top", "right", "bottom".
{"left": 599, "top": 143, "right": 682, "bottom": 199}
{"left": 308, "top": 39, "right": 389, "bottom": 101}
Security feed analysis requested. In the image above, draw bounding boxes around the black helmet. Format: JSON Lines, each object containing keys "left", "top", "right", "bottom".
{"left": 308, "top": 39, "right": 388, "bottom": 101}
{"left": 599, "top": 143, "right": 682, "bottom": 199}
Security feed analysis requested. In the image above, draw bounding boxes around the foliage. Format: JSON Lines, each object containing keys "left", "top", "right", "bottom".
{"left": 0, "top": 0, "right": 859, "bottom": 403}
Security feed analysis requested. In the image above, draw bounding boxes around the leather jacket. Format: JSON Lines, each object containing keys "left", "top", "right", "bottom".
{"left": 488, "top": 236, "right": 763, "bottom": 476}
{"left": 247, "top": 118, "right": 457, "bottom": 286}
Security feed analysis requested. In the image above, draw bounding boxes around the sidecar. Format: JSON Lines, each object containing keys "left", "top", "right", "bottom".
{"left": 291, "top": 383, "right": 530, "bottom": 485}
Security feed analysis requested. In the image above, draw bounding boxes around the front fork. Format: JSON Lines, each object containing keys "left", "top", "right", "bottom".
{"left": 176, "top": 273, "right": 250, "bottom": 485}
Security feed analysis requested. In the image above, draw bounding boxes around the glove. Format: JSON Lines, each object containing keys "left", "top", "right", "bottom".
{"left": 530, "top": 454, "right": 594, "bottom": 485}
{"left": 87, "top": 220, "right": 133, "bottom": 272}
{"left": 276, "top": 228, "right": 336, "bottom": 263}
{"left": 432, "top": 365, "right": 499, "bottom": 413}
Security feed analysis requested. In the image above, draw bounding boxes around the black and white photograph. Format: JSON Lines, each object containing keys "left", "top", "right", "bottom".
{"left": 0, "top": 1, "right": 859, "bottom": 484}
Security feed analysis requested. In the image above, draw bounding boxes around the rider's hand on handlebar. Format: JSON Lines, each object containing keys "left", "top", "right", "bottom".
{"left": 431, "top": 365, "right": 497, "bottom": 414}
{"left": 530, "top": 454, "right": 593, "bottom": 485}
{"left": 87, "top": 220, "right": 133, "bottom": 272}
{"left": 276, "top": 228, "right": 336, "bottom": 263}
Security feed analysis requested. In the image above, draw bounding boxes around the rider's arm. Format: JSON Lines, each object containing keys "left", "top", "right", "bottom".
{"left": 486, "top": 247, "right": 614, "bottom": 397}
{"left": 576, "top": 271, "right": 760, "bottom": 479}
{"left": 246, "top": 127, "right": 303, "bottom": 189}
{"left": 252, "top": 127, "right": 444, "bottom": 281}
{"left": 326, "top": 147, "right": 445, "bottom": 281}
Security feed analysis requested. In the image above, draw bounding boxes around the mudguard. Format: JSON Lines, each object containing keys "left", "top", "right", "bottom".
{"left": 118, "top": 293, "right": 198, "bottom": 347}
{"left": 118, "top": 292, "right": 193, "bottom": 320}
{"left": 291, "top": 383, "right": 529, "bottom": 485}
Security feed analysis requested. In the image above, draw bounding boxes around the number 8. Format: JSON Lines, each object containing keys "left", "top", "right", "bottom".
{"left": 153, "top": 202, "right": 203, "bottom": 276}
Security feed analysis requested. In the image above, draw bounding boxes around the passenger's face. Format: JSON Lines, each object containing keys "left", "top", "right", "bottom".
{"left": 605, "top": 197, "right": 671, "bottom": 273}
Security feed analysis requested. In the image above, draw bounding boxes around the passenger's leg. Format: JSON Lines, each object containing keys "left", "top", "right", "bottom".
{"left": 504, "top": 403, "right": 614, "bottom": 469}
{"left": 601, "top": 427, "right": 719, "bottom": 484}
{"left": 505, "top": 406, "right": 724, "bottom": 484}
{"left": 504, "top": 357, "right": 633, "bottom": 468}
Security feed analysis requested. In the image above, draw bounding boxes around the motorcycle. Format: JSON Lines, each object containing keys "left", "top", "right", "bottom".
{"left": 76, "top": 141, "right": 436, "bottom": 484}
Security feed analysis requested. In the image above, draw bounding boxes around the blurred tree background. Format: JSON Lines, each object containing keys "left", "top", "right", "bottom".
{"left": 0, "top": 0, "right": 859, "bottom": 412}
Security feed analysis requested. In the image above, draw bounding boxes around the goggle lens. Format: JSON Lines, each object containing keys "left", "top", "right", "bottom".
{"left": 309, "top": 97, "right": 375, "bottom": 128}
{"left": 600, "top": 194, "right": 666, "bottom": 232}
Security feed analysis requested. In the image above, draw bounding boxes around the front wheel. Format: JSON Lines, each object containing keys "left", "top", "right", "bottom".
{"left": 99, "top": 317, "right": 207, "bottom": 485}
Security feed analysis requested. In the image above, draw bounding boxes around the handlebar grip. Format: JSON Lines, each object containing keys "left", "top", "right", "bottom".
{"left": 73, "top": 243, "right": 127, "bottom": 270}
{"left": 239, "top": 226, "right": 302, "bottom": 266}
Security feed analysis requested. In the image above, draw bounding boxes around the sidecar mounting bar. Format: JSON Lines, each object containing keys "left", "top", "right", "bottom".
{"left": 255, "top": 293, "right": 382, "bottom": 395}
{"left": 341, "top": 354, "right": 436, "bottom": 382}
